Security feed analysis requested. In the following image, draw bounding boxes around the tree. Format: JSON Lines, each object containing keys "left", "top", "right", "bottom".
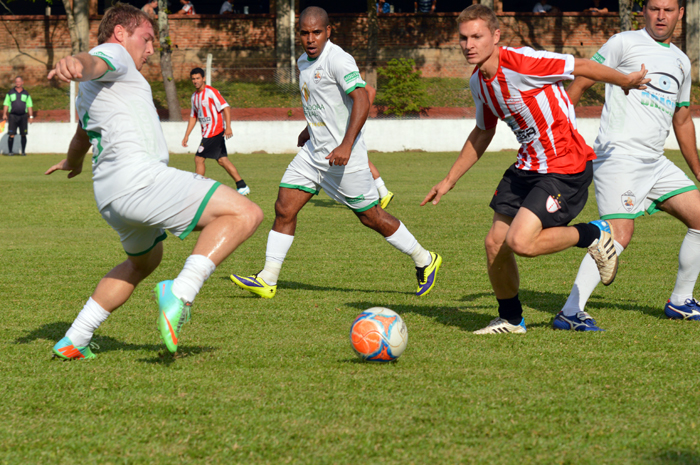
{"left": 366, "top": 0, "right": 378, "bottom": 88}
{"left": 61, "top": 0, "right": 91, "bottom": 54}
{"left": 619, "top": 0, "right": 633, "bottom": 31}
{"left": 157, "top": 0, "right": 182, "bottom": 121}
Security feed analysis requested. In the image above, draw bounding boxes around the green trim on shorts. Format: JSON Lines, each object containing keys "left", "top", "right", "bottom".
{"left": 600, "top": 212, "right": 644, "bottom": 220}
{"left": 126, "top": 232, "right": 167, "bottom": 256}
{"left": 179, "top": 181, "right": 222, "bottom": 240}
{"left": 279, "top": 183, "right": 320, "bottom": 195}
{"left": 647, "top": 185, "right": 699, "bottom": 215}
{"left": 352, "top": 200, "right": 379, "bottom": 213}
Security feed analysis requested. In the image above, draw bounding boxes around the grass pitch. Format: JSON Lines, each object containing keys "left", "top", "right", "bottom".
{"left": 1, "top": 151, "right": 700, "bottom": 464}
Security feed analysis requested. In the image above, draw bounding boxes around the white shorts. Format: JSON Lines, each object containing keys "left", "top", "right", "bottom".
{"left": 279, "top": 153, "right": 379, "bottom": 212}
{"left": 593, "top": 154, "right": 697, "bottom": 219}
{"left": 100, "top": 167, "right": 221, "bottom": 256}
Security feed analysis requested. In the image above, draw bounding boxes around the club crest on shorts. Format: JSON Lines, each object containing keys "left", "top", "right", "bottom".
{"left": 621, "top": 190, "right": 636, "bottom": 212}
{"left": 546, "top": 195, "right": 561, "bottom": 213}
{"left": 313, "top": 67, "right": 323, "bottom": 84}
{"left": 197, "top": 145, "right": 204, "bottom": 153}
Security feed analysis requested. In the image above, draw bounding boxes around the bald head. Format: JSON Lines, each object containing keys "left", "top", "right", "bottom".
{"left": 299, "top": 6, "right": 329, "bottom": 28}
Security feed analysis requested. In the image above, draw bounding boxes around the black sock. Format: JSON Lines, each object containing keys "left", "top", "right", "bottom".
{"left": 21, "top": 135, "right": 27, "bottom": 153}
{"left": 8, "top": 136, "right": 14, "bottom": 152}
{"left": 497, "top": 294, "right": 523, "bottom": 324}
{"left": 235, "top": 179, "right": 247, "bottom": 189}
{"left": 573, "top": 223, "right": 601, "bottom": 248}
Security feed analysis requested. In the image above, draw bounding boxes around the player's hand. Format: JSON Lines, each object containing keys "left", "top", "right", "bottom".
{"left": 48, "top": 56, "right": 85, "bottom": 83}
{"left": 224, "top": 127, "right": 233, "bottom": 140}
{"left": 325, "top": 144, "right": 351, "bottom": 166}
{"left": 420, "top": 179, "right": 455, "bottom": 206}
{"left": 623, "top": 64, "right": 650, "bottom": 95}
{"left": 297, "top": 127, "right": 311, "bottom": 147}
{"left": 2, "top": 115, "right": 7, "bottom": 122}
{"left": 28, "top": 117, "right": 33, "bottom": 124}
{"left": 182, "top": 138, "right": 188, "bottom": 147}
{"left": 45, "top": 159, "right": 83, "bottom": 178}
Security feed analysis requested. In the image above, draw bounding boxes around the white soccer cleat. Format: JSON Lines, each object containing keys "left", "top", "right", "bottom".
{"left": 474, "top": 317, "right": 526, "bottom": 334}
{"left": 237, "top": 185, "right": 251, "bottom": 196}
{"left": 587, "top": 220, "right": 618, "bottom": 286}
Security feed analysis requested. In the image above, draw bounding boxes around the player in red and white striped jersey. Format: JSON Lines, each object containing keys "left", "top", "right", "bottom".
{"left": 182, "top": 67, "right": 250, "bottom": 195}
{"left": 421, "top": 4, "right": 650, "bottom": 335}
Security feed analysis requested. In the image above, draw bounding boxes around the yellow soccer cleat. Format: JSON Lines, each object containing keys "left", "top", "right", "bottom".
{"left": 380, "top": 191, "right": 395, "bottom": 209}
{"left": 230, "top": 273, "right": 277, "bottom": 298}
{"left": 415, "top": 252, "right": 442, "bottom": 297}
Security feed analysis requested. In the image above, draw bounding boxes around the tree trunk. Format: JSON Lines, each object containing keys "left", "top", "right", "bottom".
{"left": 157, "top": 3, "right": 182, "bottom": 121}
{"left": 366, "top": 0, "right": 378, "bottom": 88}
{"left": 619, "top": 0, "right": 632, "bottom": 32}
{"left": 275, "top": 0, "right": 293, "bottom": 84}
{"left": 60, "top": 0, "right": 90, "bottom": 54}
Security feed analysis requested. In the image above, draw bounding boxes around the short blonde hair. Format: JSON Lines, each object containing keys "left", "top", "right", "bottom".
{"left": 457, "top": 5, "right": 499, "bottom": 33}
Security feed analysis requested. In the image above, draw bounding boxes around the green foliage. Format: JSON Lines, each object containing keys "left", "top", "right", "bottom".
{"left": 376, "top": 58, "right": 429, "bottom": 116}
{"left": 2, "top": 151, "right": 700, "bottom": 463}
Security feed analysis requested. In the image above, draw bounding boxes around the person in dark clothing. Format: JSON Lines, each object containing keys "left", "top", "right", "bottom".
{"left": 2, "top": 76, "right": 34, "bottom": 156}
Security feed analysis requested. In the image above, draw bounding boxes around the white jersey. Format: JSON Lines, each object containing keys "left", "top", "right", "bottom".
{"left": 297, "top": 41, "right": 368, "bottom": 173}
{"left": 591, "top": 29, "right": 691, "bottom": 159}
{"left": 77, "top": 43, "right": 170, "bottom": 210}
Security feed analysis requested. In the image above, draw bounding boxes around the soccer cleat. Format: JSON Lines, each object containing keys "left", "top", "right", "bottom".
{"left": 552, "top": 311, "right": 604, "bottom": 331}
{"left": 237, "top": 186, "right": 251, "bottom": 196}
{"left": 230, "top": 273, "right": 277, "bottom": 298}
{"left": 664, "top": 299, "right": 700, "bottom": 320}
{"left": 587, "top": 219, "right": 618, "bottom": 286}
{"left": 154, "top": 280, "right": 192, "bottom": 353}
{"left": 474, "top": 317, "right": 527, "bottom": 334}
{"left": 415, "top": 252, "right": 442, "bottom": 297}
{"left": 52, "top": 336, "right": 96, "bottom": 360}
{"left": 380, "top": 191, "right": 395, "bottom": 209}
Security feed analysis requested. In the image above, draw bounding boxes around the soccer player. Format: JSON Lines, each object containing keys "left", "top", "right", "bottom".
{"left": 46, "top": 4, "right": 263, "bottom": 359}
{"left": 2, "top": 76, "right": 33, "bottom": 156}
{"left": 182, "top": 67, "right": 250, "bottom": 196}
{"left": 557, "top": 0, "right": 700, "bottom": 330}
{"left": 230, "top": 6, "right": 441, "bottom": 298}
{"left": 421, "top": 4, "right": 649, "bottom": 334}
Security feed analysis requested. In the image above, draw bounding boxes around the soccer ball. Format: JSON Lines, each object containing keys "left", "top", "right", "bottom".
{"left": 349, "top": 307, "right": 408, "bottom": 362}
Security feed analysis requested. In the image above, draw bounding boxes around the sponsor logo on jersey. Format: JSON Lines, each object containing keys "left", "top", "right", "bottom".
{"left": 621, "top": 190, "right": 636, "bottom": 212}
{"left": 313, "top": 67, "right": 323, "bottom": 84}
{"left": 642, "top": 72, "right": 680, "bottom": 116}
{"left": 592, "top": 52, "right": 605, "bottom": 64}
{"left": 198, "top": 116, "right": 212, "bottom": 125}
{"left": 344, "top": 71, "right": 360, "bottom": 84}
{"left": 505, "top": 117, "right": 538, "bottom": 144}
{"left": 302, "top": 83, "right": 310, "bottom": 102}
{"left": 546, "top": 194, "right": 561, "bottom": 213}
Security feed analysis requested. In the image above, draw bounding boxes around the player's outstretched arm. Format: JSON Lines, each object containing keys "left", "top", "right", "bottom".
{"left": 572, "top": 59, "right": 650, "bottom": 95}
{"left": 672, "top": 106, "right": 700, "bottom": 182}
{"left": 326, "top": 86, "right": 370, "bottom": 166}
{"left": 421, "top": 125, "right": 496, "bottom": 206}
{"left": 47, "top": 53, "right": 109, "bottom": 83}
{"left": 45, "top": 125, "right": 91, "bottom": 178}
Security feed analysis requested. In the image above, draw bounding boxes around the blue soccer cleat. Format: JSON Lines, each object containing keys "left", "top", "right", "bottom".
{"left": 552, "top": 311, "right": 604, "bottom": 331}
{"left": 664, "top": 299, "right": 700, "bottom": 320}
{"left": 52, "top": 336, "right": 97, "bottom": 360}
{"left": 154, "top": 280, "right": 192, "bottom": 353}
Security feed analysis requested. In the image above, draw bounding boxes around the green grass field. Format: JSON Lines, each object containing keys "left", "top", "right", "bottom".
{"left": 2, "top": 151, "right": 700, "bottom": 464}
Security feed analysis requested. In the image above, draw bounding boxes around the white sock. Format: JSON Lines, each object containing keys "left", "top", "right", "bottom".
{"left": 257, "top": 230, "right": 294, "bottom": 285}
{"left": 172, "top": 254, "right": 217, "bottom": 303}
{"left": 65, "top": 297, "right": 110, "bottom": 347}
{"left": 375, "top": 177, "right": 389, "bottom": 198}
{"left": 385, "top": 222, "right": 431, "bottom": 267}
{"left": 562, "top": 240, "right": 624, "bottom": 316}
{"left": 670, "top": 228, "right": 700, "bottom": 305}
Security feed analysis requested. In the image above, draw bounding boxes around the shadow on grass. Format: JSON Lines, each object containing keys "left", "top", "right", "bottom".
{"left": 281, "top": 280, "right": 414, "bottom": 295}
{"left": 645, "top": 449, "right": 700, "bottom": 464}
{"left": 15, "top": 321, "right": 216, "bottom": 363}
{"left": 307, "top": 198, "right": 344, "bottom": 209}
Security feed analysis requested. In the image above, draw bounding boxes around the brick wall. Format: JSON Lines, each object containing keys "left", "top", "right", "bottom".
{"left": 0, "top": 11, "right": 685, "bottom": 84}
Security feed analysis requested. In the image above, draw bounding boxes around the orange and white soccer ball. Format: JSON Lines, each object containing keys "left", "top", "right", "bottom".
{"left": 349, "top": 307, "right": 408, "bottom": 362}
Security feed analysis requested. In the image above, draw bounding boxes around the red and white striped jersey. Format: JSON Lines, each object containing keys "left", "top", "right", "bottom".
{"left": 470, "top": 46, "right": 595, "bottom": 174}
{"left": 190, "top": 85, "right": 229, "bottom": 138}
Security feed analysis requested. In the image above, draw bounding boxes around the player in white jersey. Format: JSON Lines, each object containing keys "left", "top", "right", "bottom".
{"left": 421, "top": 5, "right": 649, "bottom": 335}
{"left": 230, "top": 6, "right": 441, "bottom": 298}
{"left": 556, "top": 0, "right": 700, "bottom": 330}
{"left": 45, "top": 4, "right": 263, "bottom": 359}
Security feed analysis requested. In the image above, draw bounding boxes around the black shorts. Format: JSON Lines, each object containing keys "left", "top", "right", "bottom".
{"left": 8, "top": 114, "right": 28, "bottom": 136}
{"left": 196, "top": 132, "right": 227, "bottom": 160}
{"left": 489, "top": 161, "right": 593, "bottom": 229}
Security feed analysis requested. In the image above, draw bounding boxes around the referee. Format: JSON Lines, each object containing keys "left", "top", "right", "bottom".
{"left": 2, "top": 76, "right": 33, "bottom": 156}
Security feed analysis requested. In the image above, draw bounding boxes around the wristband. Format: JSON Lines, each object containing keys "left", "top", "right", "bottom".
{"left": 29, "top": 116, "right": 33, "bottom": 119}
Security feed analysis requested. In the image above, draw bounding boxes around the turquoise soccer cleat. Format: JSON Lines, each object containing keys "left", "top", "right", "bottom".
{"left": 154, "top": 280, "right": 192, "bottom": 353}
{"left": 52, "top": 336, "right": 96, "bottom": 360}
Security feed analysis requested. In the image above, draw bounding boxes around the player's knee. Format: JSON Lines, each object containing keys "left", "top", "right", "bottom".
{"left": 506, "top": 232, "right": 536, "bottom": 257}
{"left": 484, "top": 231, "right": 504, "bottom": 257}
{"left": 217, "top": 157, "right": 228, "bottom": 166}
{"left": 274, "top": 199, "right": 296, "bottom": 223}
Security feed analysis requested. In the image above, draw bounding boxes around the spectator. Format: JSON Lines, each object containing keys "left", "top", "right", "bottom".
{"left": 219, "top": 0, "right": 233, "bottom": 14}
{"left": 585, "top": 0, "right": 609, "bottom": 13}
{"left": 177, "top": 0, "right": 195, "bottom": 15}
{"left": 2, "top": 76, "right": 33, "bottom": 156}
{"left": 141, "top": 0, "right": 157, "bottom": 19}
{"left": 533, "top": 0, "right": 559, "bottom": 13}
{"left": 414, "top": 0, "right": 435, "bottom": 13}
{"left": 377, "top": 0, "right": 391, "bottom": 14}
